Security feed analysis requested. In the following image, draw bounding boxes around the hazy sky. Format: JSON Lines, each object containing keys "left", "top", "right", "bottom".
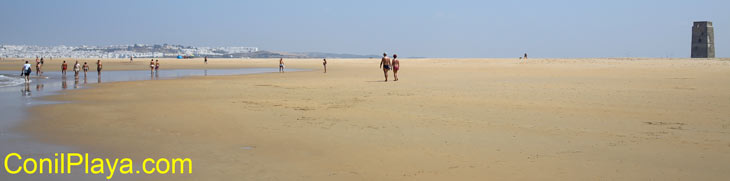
{"left": 0, "top": 0, "right": 727, "bottom": 58}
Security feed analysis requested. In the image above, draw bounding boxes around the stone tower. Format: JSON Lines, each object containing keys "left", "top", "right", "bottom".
{"left": 691, "top": 21, "right": 715, "bottom": 58}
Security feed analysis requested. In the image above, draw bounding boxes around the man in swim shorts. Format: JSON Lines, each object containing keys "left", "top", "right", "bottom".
{"left": 379, "top": 53, "right": 392, "bottom": 82}
{"left": 96, "top": 60, "right": 103, "bottom": 75}
{"left": 22, "top": 61, "right": 32, "bottom": 82}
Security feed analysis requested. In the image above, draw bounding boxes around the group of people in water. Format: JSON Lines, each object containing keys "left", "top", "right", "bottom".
{"left": 20, "top": 58, "right": 102, "bottom": 82}
{"left": 61, "top": 60, "right": 102, "bottom": 78}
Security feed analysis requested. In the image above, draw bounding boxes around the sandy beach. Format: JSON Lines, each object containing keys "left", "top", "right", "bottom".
{"left": 5, "top": 58, "right": 730, "bottom": 180}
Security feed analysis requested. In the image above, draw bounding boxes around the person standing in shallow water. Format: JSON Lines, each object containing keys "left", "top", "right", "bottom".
{"left": 392, "top": 54, "right": 400, "bottom": 81}
{"left": 279, "top": 58, "right": 285, "bottom": 72}
{"left": 73, "top": 61, "right": 80, "bottom": 79}
{"left": 82, "top": 62, "right": 89, "bottom": 77}
{"left": 61, "top": 61, "right": 68, "bottom": 76}
{"left": 21, "top": 61, "right": 32, "bottom": 82}
{"left": 149, "top": 59, "right": 155, "bottom": 72}
{"left": 96, "top": 60, "right": 103, "bottom": 75}
{"left": 379, "top": 53, "right": 392, "bottom": 82}
{"left": 323, "top": 58, "right": 327, "bottom": 73}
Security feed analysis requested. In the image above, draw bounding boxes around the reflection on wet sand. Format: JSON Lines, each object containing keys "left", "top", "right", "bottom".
{"left": 62, "top": 76, "right": 67, "bottom": 90}
{"left": 21, "top": 83, "right": 31, "bottom": 96}
{"left": 2, "top": 68, "right": 279, "bottom": 98}
{"left": 151, "top": 70, "right": 160, "bottom": 80}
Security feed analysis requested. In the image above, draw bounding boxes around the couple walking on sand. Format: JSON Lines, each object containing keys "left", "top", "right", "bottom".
{"left": 379, "top": 53, "right": 400, "bottom": 82}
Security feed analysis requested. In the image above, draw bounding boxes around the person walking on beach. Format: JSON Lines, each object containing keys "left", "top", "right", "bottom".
{"left": 155, "top": 60, "right": 160, "bottom": 71}
{"left": 21, "top": 61, "right": 32, "bottom": 82}
{"left": 96, "top": 60, "right": 103, "bottom": 75}
{"left": 323, "top": 58, "right": 327, "bottom": 73}
{"left": 61, "top": 61, "right": 68, "bottom": 76}
{"left": 204, "top": 56, "right": 208, "bottom": 64}
{"left": 150, "top": 59, "right": 155, "bottom": 72}
{"left": 523, "top": 53, "right": 528, "bottom": 60}
{"left": 279, "top": 58, "right": 285, "bottom": 72}
{"left": 379, "top": 53, "right": 392, "bottom": 82}
{"left": 73, "top": 61, "right": 81, "bottom": 78}
{"left": 392, "top": 54, "right": 400, "bottom": 81}
{"left": 130, "top": 56, "right": 133, "bottom": 63}
{"left": 82, "top": 62, "right": 89, "bottom": 77}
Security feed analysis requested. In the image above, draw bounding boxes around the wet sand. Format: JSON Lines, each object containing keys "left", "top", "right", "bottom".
{"left": 10, "top": 58, "right": 730, "bottom": 180}
{"left": 0, "top": 58, "right": 288, "bottom": 71}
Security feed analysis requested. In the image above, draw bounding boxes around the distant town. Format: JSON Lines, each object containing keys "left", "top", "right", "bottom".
{"left": 0, "top": 44, "right": 379, "bottom": 59}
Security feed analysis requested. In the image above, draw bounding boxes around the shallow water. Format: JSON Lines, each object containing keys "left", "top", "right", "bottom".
{"left": 0, "top": 68, "right": 286, "bottom": 180}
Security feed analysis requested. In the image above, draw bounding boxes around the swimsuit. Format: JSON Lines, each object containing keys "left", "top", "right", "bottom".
{"left": 393, "top": 65, "right": 399, "bottom": 71}
{"left": 383, "top": 65, "right": 391, "bottom": 70}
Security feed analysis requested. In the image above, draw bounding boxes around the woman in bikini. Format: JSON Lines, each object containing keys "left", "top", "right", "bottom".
{"left": 61, "top": 61, "right": 68, "bottom": 76}
{"left": 392, "top": 54, "right": 400, "bottom": 81}
{"left": 150, "top": 59, "right": 155, "bottom": 72}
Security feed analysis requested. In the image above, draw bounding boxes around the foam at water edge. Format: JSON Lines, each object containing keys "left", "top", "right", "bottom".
{"left": 0, "top": 75, "right": 27, "bottom": 87}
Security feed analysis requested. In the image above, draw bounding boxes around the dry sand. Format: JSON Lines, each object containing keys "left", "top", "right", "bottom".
{"left": 8, "top": 58, "right": 730, "bottom": 180}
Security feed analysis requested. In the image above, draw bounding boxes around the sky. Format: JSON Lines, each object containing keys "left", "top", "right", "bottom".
{"left": 0, "top": 0, "right": 728, "bottom": 58}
